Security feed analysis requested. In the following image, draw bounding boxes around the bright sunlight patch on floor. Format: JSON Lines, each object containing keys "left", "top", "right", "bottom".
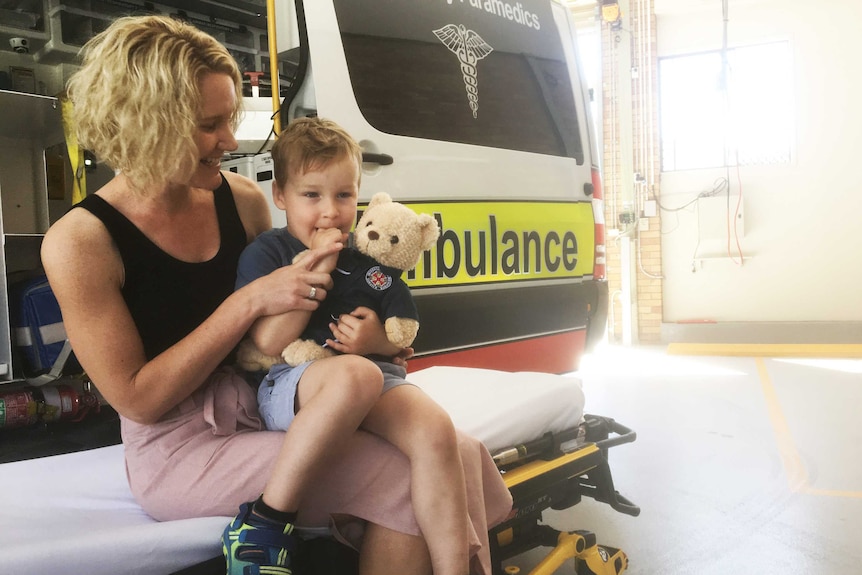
{"left": 773, "top": 357, "right": 862, "bottom": 374}
{"left": 574, "top": 341, "right": 747, "bottom": 378}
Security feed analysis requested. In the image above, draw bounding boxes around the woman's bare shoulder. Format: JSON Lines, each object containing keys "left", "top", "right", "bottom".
{"left": 222, "top": 168, "right": 261, "bottom": 196}
{"left": 41, "top": 203, "right": 119, "bottom": 283}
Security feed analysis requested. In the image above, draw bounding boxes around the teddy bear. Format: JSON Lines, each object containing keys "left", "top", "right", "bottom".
{"left": 236, "top": 192, "right": 440, "bottom": 371}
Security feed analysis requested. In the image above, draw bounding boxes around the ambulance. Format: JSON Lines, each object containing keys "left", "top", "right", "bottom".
{"left": 242, "top": 0, "right": 607, "bottom": 374}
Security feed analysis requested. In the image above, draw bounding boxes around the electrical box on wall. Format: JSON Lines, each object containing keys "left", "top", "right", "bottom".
{"left": 643, "top": 199, "right": 657, "bottom": 218}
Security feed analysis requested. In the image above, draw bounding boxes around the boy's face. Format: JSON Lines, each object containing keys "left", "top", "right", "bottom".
{"left": 273, "top": 154, "right": 360, "bottom": 247}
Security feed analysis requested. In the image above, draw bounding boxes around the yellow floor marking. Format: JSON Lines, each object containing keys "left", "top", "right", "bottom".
{"left": 756, "top": 358, "right": 809, "bottom": 491}
{"left": 756, "top": 357, "right": 862, "bottom": 498}
{"left": 804, "top": 488, "right": 862, "bottom": 499}
{"left": 668, "top": 343, "right": 862, "bottom": 358}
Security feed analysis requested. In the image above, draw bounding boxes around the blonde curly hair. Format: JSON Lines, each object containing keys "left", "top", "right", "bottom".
{"left": 66, "top": 15, "right": 243, "bottom": 192}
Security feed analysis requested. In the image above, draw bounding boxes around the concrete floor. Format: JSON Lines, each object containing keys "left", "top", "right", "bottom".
{"left": 504, "top": 344, "right": 862, "bottom": 575}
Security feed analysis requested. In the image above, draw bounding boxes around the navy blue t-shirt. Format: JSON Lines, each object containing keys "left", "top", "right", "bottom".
{"left": 236, "top": 228, "right": 418, "bottom": 346}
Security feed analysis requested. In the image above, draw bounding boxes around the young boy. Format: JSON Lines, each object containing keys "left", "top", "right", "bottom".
{"left": 234, "top": 117, "right": 470, "bottom": 575}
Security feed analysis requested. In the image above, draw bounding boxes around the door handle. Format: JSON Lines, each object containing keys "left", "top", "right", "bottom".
{"left": 362, "top": 152, "right": 394, "bottom": 166}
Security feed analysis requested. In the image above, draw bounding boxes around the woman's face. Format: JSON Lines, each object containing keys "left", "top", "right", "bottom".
{"left": 191, "top": 72, "right": 238, "bottom": 190}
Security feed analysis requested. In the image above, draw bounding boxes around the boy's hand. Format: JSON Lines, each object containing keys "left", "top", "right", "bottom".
{"left": 325, "top": 306, "right": 404, "bottom": 358}
{"left": 310, "top": 228, "right": 347, "bottom": 274}
{"left": 390, "top": 346, "right": 415, "bottom": 369}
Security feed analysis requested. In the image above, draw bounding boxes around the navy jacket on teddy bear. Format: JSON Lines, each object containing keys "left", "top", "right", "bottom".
{"left": 306, "top": 248, "right": 419, "bottom": 349}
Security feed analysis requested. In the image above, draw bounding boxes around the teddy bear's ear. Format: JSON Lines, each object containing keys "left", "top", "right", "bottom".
{"left": 418, "top": 213, "right": 441, "bottom": 250}
{"left": 368, "top": 192, "right": 392, "bottom": 209}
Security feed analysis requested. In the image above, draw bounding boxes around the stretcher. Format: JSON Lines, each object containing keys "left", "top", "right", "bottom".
{"left": 0, "top": 366, "right": 637, "bottom": 575}
{"left": 488, "top": 415, "right": 639, "bottom": 575}
{"left": 409, "top": 367, "right": 640, "bottom": 575}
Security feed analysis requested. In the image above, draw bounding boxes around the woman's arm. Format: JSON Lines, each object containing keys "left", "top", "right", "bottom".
{"left": 41, "top": 209, "right": 258, "bottom": 424}
{"left": 243, "top": 246, "right": 338, "bottom": 357}
{"left": 243, "top": 245, "right": 341, "bottom": 355}
{"left": 41, "top": 178, "right": 336, "bottom": 424}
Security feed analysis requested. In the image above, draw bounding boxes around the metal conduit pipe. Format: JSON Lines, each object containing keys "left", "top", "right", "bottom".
{"left": 265, "top": 0, "right": 281, "bottom": 136}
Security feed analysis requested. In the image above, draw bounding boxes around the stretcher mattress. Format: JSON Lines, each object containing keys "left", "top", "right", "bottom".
{"left": 406, "top": 366, "right": 585, "bottom": 455}
{"left": 0, "top": 367, "right": 584, "bottom": 574}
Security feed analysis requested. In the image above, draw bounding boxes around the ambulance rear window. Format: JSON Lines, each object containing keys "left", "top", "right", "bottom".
{"left": 332, "top": 0, "right": 584, "bottom": 164}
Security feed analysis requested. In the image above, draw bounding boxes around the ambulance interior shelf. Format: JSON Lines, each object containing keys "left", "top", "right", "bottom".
{"left": 0, "top": 398, "right": 119, "bottom": 464}
{"left": 0, "top": 90, "right": 66, "bottom": 384}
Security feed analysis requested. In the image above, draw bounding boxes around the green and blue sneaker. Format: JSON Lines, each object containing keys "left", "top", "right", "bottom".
{"left": 222, "top": 501, "right": 299, "bottom": 575}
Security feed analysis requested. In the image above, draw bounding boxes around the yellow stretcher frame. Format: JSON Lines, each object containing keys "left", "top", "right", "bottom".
{"left": 488, "top": 415, "right": 640, "bottom": 575}
{"left": 171, "top": 414, "right": 638, "bottom": 575}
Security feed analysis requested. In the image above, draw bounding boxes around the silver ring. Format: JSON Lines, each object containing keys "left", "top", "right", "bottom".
{"left": 308, "top": 286, "right": 317, "bottom": 300}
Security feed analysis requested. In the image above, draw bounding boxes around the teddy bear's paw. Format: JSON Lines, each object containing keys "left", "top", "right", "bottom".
{"left": 385, "top": 317, "right": 419, "bottom": 349}
{"left": 281, "top": 339, "right": 335, "bottom": 366}
{"left": 236, "top": 338, "right": 282, "bottom": 372}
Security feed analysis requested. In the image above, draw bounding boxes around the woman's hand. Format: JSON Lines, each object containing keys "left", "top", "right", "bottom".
{"left": 252, "top": 244, "right": 341, "bottom": 318}
{"left": 245, "top": 244, "right": 344, "bottom": 356}
{"left": 325, "top": 306, "right": 407, "bottom": 359}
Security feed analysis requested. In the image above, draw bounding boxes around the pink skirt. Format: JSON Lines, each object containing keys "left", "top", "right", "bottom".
{"left": 122, "top": 367, "right": 512, "bottom": 574}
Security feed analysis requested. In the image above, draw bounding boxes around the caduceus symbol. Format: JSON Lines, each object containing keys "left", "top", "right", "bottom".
{"left": 433, "top": 24, "right": 494, "bottom": 118}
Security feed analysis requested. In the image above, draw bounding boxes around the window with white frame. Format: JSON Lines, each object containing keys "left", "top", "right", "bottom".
{"left": 659, "top": 41, "right": 793, "bottom": 171}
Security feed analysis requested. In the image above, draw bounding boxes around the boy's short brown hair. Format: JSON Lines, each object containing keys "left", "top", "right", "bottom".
{"left": 271, "top": 117, "right": 363, "bottom": 186}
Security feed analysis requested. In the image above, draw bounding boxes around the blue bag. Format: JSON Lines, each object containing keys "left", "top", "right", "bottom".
{"left": 8, "top": 274, "right": 76, "bottom": 380}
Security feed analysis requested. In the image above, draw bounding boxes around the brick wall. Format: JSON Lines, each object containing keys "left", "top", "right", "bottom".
{"left": 600, "top": 0, "right": 663, "bottom": 343}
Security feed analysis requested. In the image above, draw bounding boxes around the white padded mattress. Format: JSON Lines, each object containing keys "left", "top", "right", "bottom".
{"left": 407, "top": 366, "right": 585, "bottom": 455}
{"left": 0, "top": 367, "right": 584, "bottom": 574}
{"left": 0, "top": 443, "right": 229, "bottom": 574}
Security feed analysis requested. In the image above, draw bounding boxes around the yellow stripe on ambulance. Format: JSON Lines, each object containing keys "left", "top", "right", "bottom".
{"left": 402, "top": 201, "right": 597, "bottom": 288}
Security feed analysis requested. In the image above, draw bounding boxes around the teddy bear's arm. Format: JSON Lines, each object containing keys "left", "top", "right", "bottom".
{"left": 236, "top": 338, "right": 283, "bottom": 372}
{"left": 384, "top": 317, "right": 419, "bottom": 349}
{"left": 281, "top": 338, "right": 336, "bottom": 366}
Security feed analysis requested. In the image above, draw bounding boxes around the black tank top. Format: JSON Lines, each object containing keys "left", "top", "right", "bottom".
{"left": 76, "top": 176, "right": 247, "bottom": 361}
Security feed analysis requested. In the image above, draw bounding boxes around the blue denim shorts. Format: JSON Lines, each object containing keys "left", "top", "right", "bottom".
{"left": 257, "top": 359, "right": 411, "bottom": 431}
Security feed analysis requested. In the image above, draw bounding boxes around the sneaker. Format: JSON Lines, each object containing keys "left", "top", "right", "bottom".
{"left": 222, "top": 501, "right": 299, "bottom": 575}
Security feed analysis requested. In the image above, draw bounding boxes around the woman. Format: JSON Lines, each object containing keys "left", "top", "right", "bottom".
{"left": 41, "top": 14, "right": 510, "bottom": 575}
